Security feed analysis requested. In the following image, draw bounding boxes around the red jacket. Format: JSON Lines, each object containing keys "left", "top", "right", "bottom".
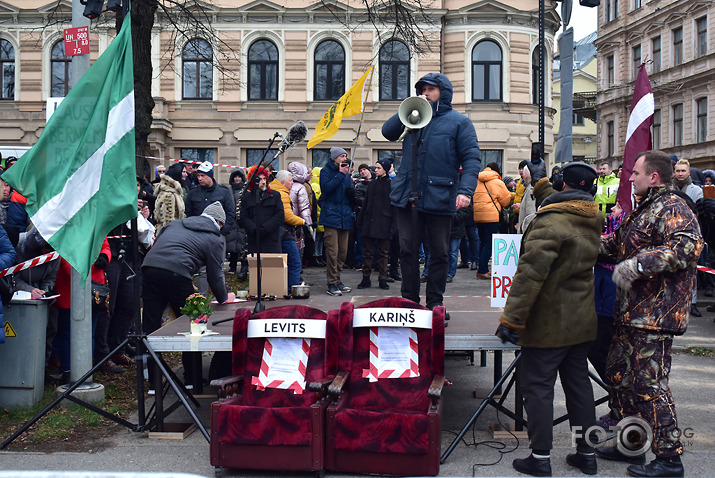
{"left": 54, "top": 238, "right": 111, "bottom": 309}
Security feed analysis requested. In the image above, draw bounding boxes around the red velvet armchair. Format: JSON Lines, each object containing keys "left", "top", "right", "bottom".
{"left": 325, "top": 297, "right": 445, "bottom": 476}
{"left": 210, "top": 305, "right": 338, "bottom": 475}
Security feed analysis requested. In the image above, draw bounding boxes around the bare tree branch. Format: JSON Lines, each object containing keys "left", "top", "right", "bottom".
{"left": 320, "top": 0, "right": 437, "bottom": 58}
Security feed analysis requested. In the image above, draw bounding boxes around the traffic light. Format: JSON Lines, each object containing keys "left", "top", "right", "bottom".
{"left": 579, "top": 0, "right": 600, "bottom": 6}
{"left": 81, "top": 0, "right": 105, "bottom": 19}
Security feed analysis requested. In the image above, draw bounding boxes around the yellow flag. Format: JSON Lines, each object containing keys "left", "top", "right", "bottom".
{"left": 307, "top": 65, "right": 374, "bottom": 149}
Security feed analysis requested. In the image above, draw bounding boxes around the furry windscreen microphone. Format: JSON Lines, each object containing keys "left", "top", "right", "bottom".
{"left": 287, "top": 121, "right": 308, "bottom": 144}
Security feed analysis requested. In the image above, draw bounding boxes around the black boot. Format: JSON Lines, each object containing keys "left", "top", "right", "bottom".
{"left": 378, "top": 279, "right": 389, "bottom": 290}
{"left": 236, "top": 261, "right": 248, "bottom": 281}
{"left": 512, "top": 454, "right": 552, "bottom": 477}
{"left": 595, "top": 446, "right": 645, "bottom": 464}
{"left": 357, "top": 276, "right": 371, "bottom": 289}
{"left": 389, "top": 269, "right": 402, "bottom": 281}
{"left": 566, "top": 452, "right": 597, "bottom": 475}
{"left": 627, "top": 455, "right": 684, "bottom": 477}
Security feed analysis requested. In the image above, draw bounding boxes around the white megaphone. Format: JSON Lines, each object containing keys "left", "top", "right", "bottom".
{"left": 397, "top": 96, "right": 433, "bottom": 141}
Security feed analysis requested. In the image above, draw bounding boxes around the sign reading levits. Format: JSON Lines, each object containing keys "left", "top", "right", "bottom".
{"left": 4, "top": 321, "right": 16, "bottom": 338}
{"left": 64, "top": 26, "right": 90, "bottom": 57}
{"left": 247, "top": 319, "right": 326, "bottom": 339}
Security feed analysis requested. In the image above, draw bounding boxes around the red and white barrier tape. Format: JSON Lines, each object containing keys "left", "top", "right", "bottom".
{"left": 0, "top": 251, "right": 60, "bottom": 278}
{"left": 697, "top": 265, "right": 715, "bottom": 275}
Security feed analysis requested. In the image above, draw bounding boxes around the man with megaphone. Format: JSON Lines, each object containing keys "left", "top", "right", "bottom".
{"left": 382, "top": 73, "right": 481, "bottom": 314}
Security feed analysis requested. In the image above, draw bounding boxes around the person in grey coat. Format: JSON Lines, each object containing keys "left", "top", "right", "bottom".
{"left": 141, "top": 202, "right": 233, "bottom": 335}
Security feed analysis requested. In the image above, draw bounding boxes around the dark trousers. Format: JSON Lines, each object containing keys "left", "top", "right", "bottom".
{"left": 520, "top": 343, "right": 596, "bottom": 452}
{"left": 141, "top": 266, "right": 199, "bottom": 386}
{"left": 141, "top": 266, "right": 195, "bottom": 334}
{"left": 476, "top": 222, "right": 500, "bottom": 275}
{"left": 395, "top": 207, "right": 451, "bottom": 308}
{"left": 106, "top": 259, "right": 140, "bottom": 355}
{"left": 606, "top": 327, "right": 682, "bottom": 458}
{"left": 362, "top": 236, "right": 390, "bottom": 280}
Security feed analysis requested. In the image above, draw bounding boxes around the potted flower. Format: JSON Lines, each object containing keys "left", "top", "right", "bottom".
{"left": 181, "top": 293, "right": 213, "bottom": 335}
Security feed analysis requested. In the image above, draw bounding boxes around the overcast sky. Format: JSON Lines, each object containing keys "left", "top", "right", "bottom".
{"left": 556, "top": 2, "right": 599, "bottom": 41}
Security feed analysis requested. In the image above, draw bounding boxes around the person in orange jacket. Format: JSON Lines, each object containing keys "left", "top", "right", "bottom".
{"left": 472, "top": 162, "right": 512, "bottom": 279}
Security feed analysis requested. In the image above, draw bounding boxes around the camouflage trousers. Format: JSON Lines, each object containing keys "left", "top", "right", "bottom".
{"left": 606, "top": 326, "right": 683, "bottom": 457}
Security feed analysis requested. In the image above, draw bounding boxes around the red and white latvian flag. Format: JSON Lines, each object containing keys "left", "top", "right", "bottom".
{"left": 618, "top": 64, "right": 654, "bottom": 213}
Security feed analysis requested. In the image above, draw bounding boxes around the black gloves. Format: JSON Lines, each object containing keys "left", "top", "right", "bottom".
{"left": 527, "top": 159, "right": 547, "bottom": 186}
{"left": 496, "top": 324, "right": 520, "bottom": 345}
{"left": 94, "top": 253, "right": 109, "bottom": 270}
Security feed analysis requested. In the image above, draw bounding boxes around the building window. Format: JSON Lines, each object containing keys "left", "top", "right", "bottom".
{"left": 181, "top": 148, "right": 214, "bottom": 168}
{"left": 573, "top": 113, "right": 585, "bottom": 126}
{"left": 634, "top": 0, "right": 641, "bottom": 9}
{"left": 653, "top": 109, "right": 661, "bottom": 149}
{"left": 673, "top": 27, "right": 683, "bottom": 66}
{"left": 613, "top": 0, "right": 619, "bottom": 19}
{"left": 673, "top": 103, "right": 683, "bottom": 146}
{"left": 51, "top": 41, "right": 71, "bottom": 97}
{"left": 532, "top": 48, "right": 540, "bottom": 105}
{"left": 0, "top": 39, "right": 14, "bottom": 100}
{"left": 481, "top": 150, "right": 503, "bottom": 173}
{"left": 248, "top": 40, "right": 278, "bottom": 101}
{"left": 605, "top": 0, "right": 611, "bottom": 22}
{"left": 633, "top": 44, "right": 641, "bottom": 80}
{"left": 697, "top": 97, "right": 708, "bottom": 143}
{"left": 697, "top": 17, "right": 708, "bottom": 58}
{"left": 472, "top": 40, "right": 503, "bottom": 102}
{"left": 379, "top": 40, "right": 409, "bottom": 101}
{"left": 607, "top": 55, "right": 615, "bottom": 87}
{"left": 182, "top": 39, "right": 212, "bottom": 100}
{"left": 652, "top": 36, "right": 661, "bottom": 73}
{"left": 607, "top": 121, "right": 615, "bottom": 156}
{"left": 314, "top": 40, "right": 345, "bottom": 101}
{"left": 378, "top": 150, "right": 402, "bottom": 172}
{"left": 246, "top": 148, "right": 278, "bottom": 167}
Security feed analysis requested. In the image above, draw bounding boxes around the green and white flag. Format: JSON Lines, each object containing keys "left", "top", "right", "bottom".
{"left": 3, "top": 16, "right": 137, "bottom": 280}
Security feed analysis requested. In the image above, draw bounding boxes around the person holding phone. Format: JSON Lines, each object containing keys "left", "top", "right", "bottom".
{"left": 319, "top": 147, "right": 355, "bottom": 296}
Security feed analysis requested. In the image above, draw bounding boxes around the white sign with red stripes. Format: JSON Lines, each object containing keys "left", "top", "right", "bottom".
{"left": 353, "top": 308, "right": 432, "bottom": 329}
{"left": 362, "top": 327, "right": 419, "bottom": 382}
{"left": 247, "top": 318, "right": 326, "bottom": 338}
{"left": 251, "top": 337, "right": 310, "bottom": 394}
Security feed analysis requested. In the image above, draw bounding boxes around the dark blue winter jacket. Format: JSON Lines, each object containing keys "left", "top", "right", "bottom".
{"left": 318, "top": 160, "right": 355, "bottom": 230}
{"left": 0, "top": 226, "right": 17, "bottom": 343}
{"left": 382, "top": 73, "right": 481, "bottom": 215}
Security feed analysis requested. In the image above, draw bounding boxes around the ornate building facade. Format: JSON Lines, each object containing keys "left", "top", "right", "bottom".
{"left": 0, "top": 0, "right": 561, "bottom": 182}
{"left": 595, "top": 0, "right": 715, "bottom": 169}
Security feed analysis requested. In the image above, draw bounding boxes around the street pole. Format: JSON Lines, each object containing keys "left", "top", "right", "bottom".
{"left": 61, "top": 0, "right": 104, "bottom": 403}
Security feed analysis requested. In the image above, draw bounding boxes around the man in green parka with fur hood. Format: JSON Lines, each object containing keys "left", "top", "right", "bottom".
{"left": 497, "top": 162, "right": 603, "bottom": 477}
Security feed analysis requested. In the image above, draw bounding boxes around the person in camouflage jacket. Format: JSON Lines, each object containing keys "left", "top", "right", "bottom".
{"left": 597, "top": 150, "right": 703, "bottom": 478}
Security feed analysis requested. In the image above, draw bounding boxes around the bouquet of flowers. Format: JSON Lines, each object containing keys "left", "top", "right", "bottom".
{"left": 181, "top": 293, "right": 213, "bottom": 334}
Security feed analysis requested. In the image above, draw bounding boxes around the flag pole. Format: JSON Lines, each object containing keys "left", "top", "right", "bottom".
{"left": 347, "top": 66, "right": 374, "bottom": 169}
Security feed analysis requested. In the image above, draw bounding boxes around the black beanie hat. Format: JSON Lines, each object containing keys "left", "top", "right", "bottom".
{"left": 377, "top": 157, "right": 393, "bottom": 174}
{"left": 562, "top": 162, "right": 598, "bottom": 191}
